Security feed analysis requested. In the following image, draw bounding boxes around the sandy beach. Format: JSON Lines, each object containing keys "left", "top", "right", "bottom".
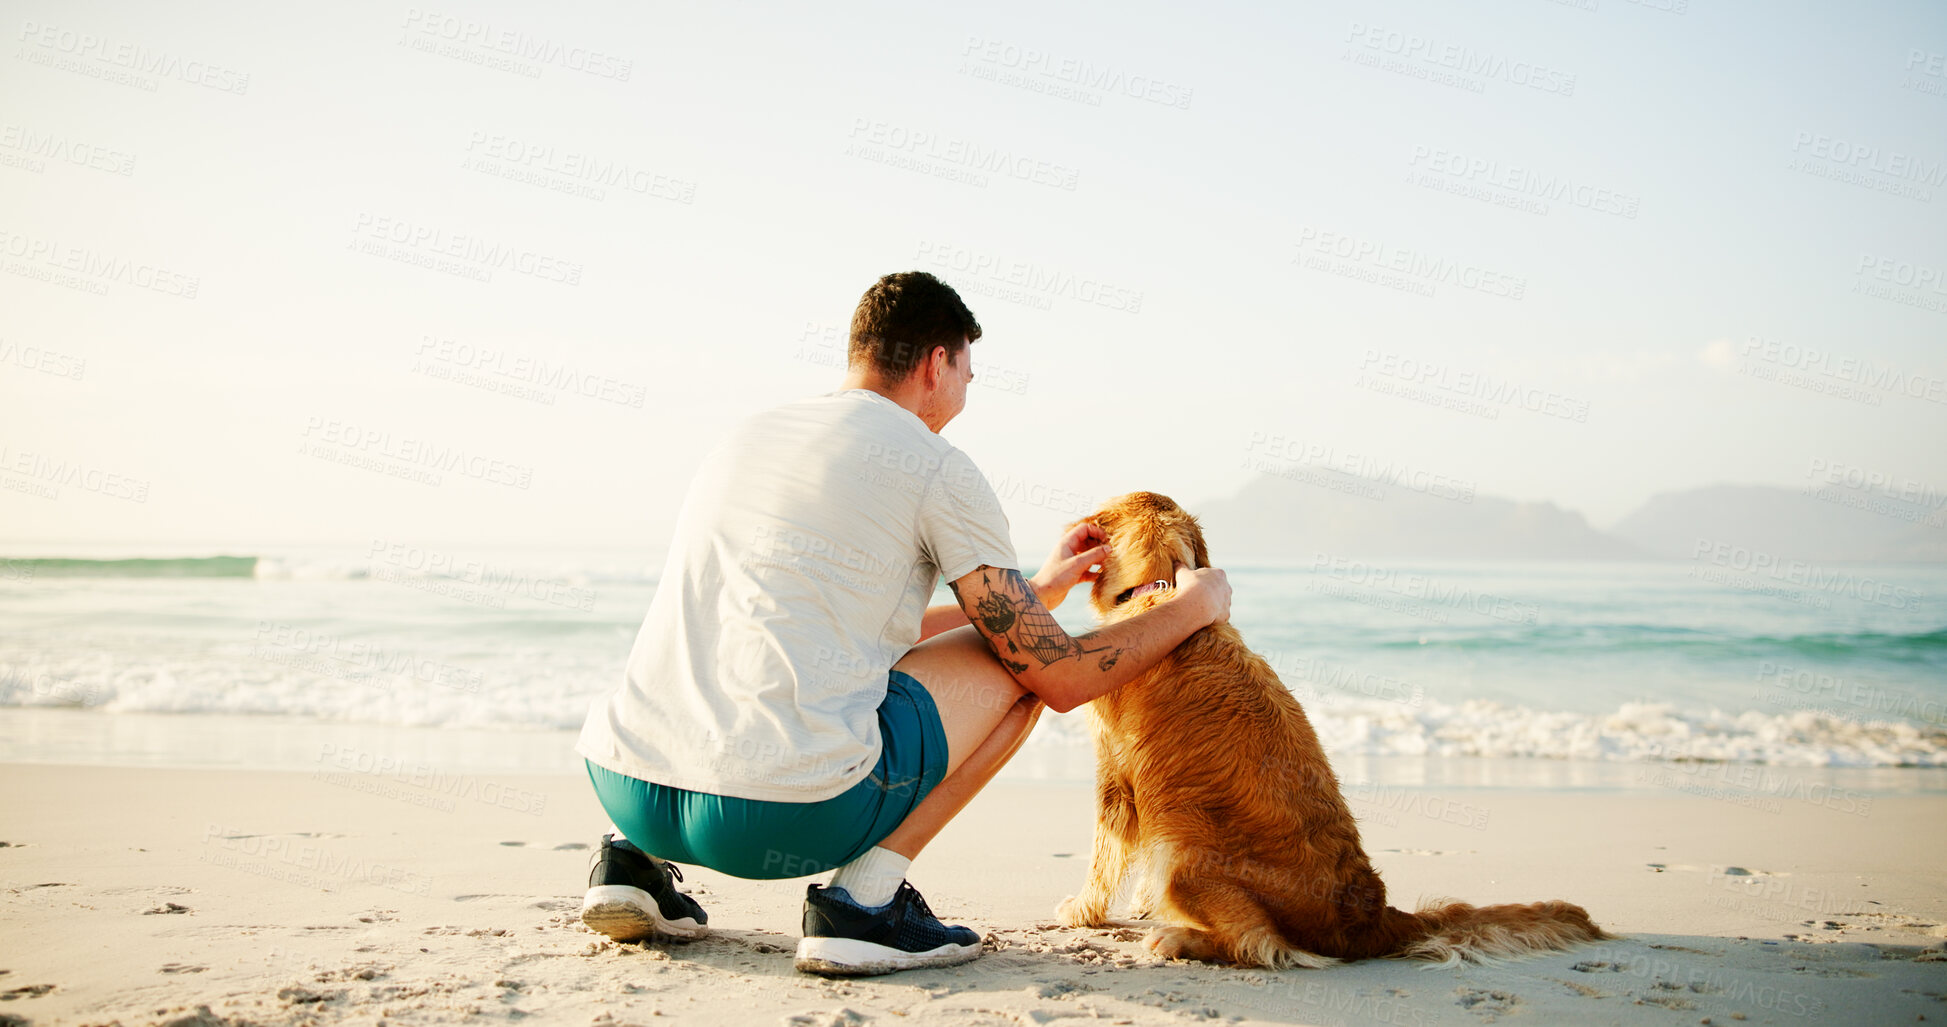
{"left": 2, "top": 762, "right": 1944, "bottom": 1026}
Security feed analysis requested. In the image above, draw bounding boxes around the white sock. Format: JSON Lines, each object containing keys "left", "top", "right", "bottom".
{"left": 828, "top": 846, "right": 909, "bottom": 908}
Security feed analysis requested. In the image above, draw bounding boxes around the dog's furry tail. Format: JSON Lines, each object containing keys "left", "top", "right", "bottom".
{"left": 1384, "top": 898, "right": 1613, "bottom": 965}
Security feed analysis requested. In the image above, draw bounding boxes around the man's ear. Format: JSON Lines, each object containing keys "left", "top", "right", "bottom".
{"left": 922, "top": 344, "right": 950, "bottom": 388}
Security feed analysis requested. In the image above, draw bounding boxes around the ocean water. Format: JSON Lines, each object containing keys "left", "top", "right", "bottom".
{"left": 2, "top": 546, "right": 1943, "bottom": 782}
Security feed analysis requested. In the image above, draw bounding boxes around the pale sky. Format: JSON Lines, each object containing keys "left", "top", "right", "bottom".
{"left": 3, "top": 0, "right": 1944, "bottom": 554}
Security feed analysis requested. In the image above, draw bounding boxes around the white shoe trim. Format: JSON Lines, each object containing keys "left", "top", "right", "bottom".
{"left": 793, "top": 935, "right": 981, "bottom": 976}
{"left": 581, "top": 884, "right": 707, "bottom": 940}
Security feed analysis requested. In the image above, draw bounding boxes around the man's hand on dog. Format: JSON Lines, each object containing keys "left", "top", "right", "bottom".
{"left": 1030, "top": 521, "right": 1110, "bottom": 610}
{"left": 1175, "top": 565, "right": 1231, "bottom": 625}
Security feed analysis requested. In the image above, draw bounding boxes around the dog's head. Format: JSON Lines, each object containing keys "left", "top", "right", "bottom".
{"left": 1073, "top": 491, "right": 1210, "bottom": 617}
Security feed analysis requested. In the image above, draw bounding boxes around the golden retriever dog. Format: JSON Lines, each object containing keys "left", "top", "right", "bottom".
{"left": 1055, "top": 491, "right": 1611, "bottom": 967}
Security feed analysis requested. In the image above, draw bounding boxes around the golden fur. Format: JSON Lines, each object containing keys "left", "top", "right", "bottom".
{"left": 1055, "top": 492, "right": 1612, "bottom": 967}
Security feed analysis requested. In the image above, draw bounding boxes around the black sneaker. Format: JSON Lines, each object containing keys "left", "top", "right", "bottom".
{"left": 794, "top": 881, "right": 982, "bottom": 976}
{"left": 580, "top": 834, "right": 708, "bottom": 941}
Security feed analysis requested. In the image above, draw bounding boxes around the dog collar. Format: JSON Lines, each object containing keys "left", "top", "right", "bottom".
{"left": 1114, "top": 579, "right": 1172, "bottom": 605}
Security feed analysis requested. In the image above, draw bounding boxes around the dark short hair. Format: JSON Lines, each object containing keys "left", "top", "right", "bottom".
{"left": 848, "top": 271, "right": 982, "bottom": 380}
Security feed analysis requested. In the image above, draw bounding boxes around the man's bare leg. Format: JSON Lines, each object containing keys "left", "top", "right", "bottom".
{"left": 797, "top": 625, "right": 1049, "bottom": 974}
{"left": 876, "top": 624, "right": 1045, "bottom": 858}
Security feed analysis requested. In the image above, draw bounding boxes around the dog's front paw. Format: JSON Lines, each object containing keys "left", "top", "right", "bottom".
{"left": 1055, "top": 894, "right": 1107, "bottom": 928}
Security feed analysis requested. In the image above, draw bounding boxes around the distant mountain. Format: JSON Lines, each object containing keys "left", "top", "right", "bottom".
{"left": 1610, "top": 483, "right": 1947, "bottom": 563}
{"left": 1194, "top": 474, "right": 1946, "bottom": 562}
{"left": 1195, "top": 468, "right": 1640, "bottom": 560}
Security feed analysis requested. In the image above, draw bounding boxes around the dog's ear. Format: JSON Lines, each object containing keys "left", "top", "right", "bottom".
{"left": 1188, "top": 514, "right": 1210, "bottom": 569}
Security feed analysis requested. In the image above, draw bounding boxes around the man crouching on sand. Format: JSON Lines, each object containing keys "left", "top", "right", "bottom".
{"left": 574, "top": 271, "right": 1231, "bottom": 976}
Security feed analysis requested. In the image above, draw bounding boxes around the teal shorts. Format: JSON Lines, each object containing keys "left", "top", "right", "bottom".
{"left": 585, "top": 669, "right": 950, "bottom": 880}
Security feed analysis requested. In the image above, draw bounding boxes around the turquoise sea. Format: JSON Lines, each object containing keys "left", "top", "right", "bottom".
{"left": 3, "top": 546, "right": 1943, "bottom": 792}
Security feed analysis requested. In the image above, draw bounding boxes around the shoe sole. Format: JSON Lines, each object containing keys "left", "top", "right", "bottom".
{"left": 581, "top": 885, "right": 707, "bottom": 941}
{"left": 793, "top": 936, "right": 982, "bottom": 976}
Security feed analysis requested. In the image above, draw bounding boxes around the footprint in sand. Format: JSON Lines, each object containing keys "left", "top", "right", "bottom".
{"left": 1549, "top": 976, "right": 1607, "bottom": 999}
{"left": 1646, "top": 862, "right": 1785, "bottom": 878}
{"left": 1454, "top": 987, "right": 1520, "bottom": 1021}
{"left": 145, "top": 902, "right": 193, "bottom": 915}
{"left": 784, "top": 1010, "right": 867, "bottom": 1027}
{"left": 1, "top": 985, "right": 54, "bottom": 1000}
{"left": 159, "top": 964, "right": 207, "bottom": 975}
{"left": 210, "top": 832, "right": 343, "bottom": 841}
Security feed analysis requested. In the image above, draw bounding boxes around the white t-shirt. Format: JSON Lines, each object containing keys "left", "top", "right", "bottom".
{"left": 576, "top": 389, "right": 1018, "bottom": 802}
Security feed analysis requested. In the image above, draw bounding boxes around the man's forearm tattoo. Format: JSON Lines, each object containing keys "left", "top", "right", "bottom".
{"left": 952, "top": 568, "right": 1125, "bottom": 672}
